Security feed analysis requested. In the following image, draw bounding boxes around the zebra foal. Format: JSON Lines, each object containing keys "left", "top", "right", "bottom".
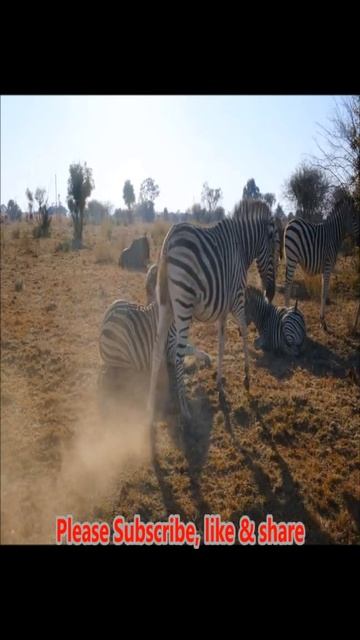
{"left": 245, "top": 286, "right": 306, "bottom": 356}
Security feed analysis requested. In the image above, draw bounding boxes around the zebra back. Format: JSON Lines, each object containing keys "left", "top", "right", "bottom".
{"left": 100, "top": 299, "right": 158, "bottom": 371}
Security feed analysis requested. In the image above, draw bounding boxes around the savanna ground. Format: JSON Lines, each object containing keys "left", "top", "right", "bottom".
{"left": 1, "top": 217, "right": 359, "bottom": 545}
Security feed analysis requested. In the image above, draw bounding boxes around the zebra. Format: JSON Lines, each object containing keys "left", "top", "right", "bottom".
{"left": 284, "top": 195, "right": 360, "bottom": 330}
{"left": 99, "top": 299, "right": 211, "bottom": 377}
{"left": 148, "top": 199, "right": 277, "bottom": 423}
{"left": 245, "top": 286, "right": 306, "bottom": 356}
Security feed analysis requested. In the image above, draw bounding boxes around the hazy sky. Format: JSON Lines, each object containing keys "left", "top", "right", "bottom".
{"left": 1, "top": 95, "right": 343, "bottom": 214}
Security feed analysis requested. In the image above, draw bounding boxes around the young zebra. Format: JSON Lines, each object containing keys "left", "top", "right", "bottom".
{"left": 245, "top": 286, "right": 306, "bottom": 356}
{"left": 148, "top": 199, "right": 277, "bottom": 423}
{"left": 99, "top": 299, "right": 211, "bottom": 374}
{"left": 284, "top": 195, "right": 359, "bottom": 330}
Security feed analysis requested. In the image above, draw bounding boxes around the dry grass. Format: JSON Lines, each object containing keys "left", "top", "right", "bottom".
{"left": 1, "top": 218, "right": 359, "bottom": 545}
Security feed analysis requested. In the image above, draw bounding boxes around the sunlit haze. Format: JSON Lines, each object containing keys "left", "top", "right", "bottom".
{"left": 1, "top": 95, "right": 343, "bottom": 214}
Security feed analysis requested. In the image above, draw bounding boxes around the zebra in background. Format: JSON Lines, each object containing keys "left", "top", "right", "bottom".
{"left": 148, "top": 199, "right": 277, "bottom": 423}
{"left": 99, "top": 299, "right": 211, "bottom": 376}
{"left": 284, "top": 194, "right": 359, "bottom": 330}
{"left": 245, "top": 286, "right": 306, "bottom": 356}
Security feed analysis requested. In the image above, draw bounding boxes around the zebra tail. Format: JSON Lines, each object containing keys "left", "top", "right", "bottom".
{"left": 158, "top": 252, "right": 169, "bottom": 306}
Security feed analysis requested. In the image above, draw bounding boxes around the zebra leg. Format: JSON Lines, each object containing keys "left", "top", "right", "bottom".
{"left": 284, "top": 258, "right": 297, "bottom": 307}
{"left": 148, "top": 303, "right": 172, "bottom": 422}
{"left": 320, "top": 269, "right": 331, "bottom": 331}
{"left": 232, "top": 303, "right": 250, "bottom": 391}
{"left": 172, "top": 316, "right": 194, "bottom": 423}
{"left": 183, "top": 343, "right": 212, "bottom": 368}
{"left": 217, "top": 317, "right": 227, "bottom": 393}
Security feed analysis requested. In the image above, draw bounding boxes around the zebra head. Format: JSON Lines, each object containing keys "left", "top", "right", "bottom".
{"left": 281, "top": 301, "right": 306, "bottom": 356}
{"left": 338, "top": 194, "right": 360, "bottom": 246}
{"left": 256, "top": 217, "right": 277, "bottom": 303}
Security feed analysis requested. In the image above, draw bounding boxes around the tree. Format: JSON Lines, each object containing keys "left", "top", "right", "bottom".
{"left": 201, "top": 182, "right": 223, "bottom": 213}
{"left": 262, "top": 193, "right": 276, "bottom": 209}
{"left": 135, "top": 200, "right": 155, "bottom": 223}
{"left": 190, "top": 203, "right": 206, "bottom": 223}
{"left": 242, "top": 178, "right": 261, "bottom": 200}
{"left": 7, "top": 200, "right": 22, "bottom": 221}
{"left": 139, "top": 178, "right": 160, "bottom": 206}
{"left": 274, "top": 203, "right": 287, "bottom": 224}
{"left": 123, "top": 180, "right": 135, "bottom": 211}
{"left": 312, "top": 96, "right": 360, "bottom": 208}
{"left": 34, "top": 188, "right": 46, "bottom": 213}
{"left": 163, "top": 207, "right": 169, "bottom": 221}
{"left": 67, "top": 162, "right": 94, "bottom": 248}
{"left": 33, "top": 203, "right": 51, "bottom": 238}
{"left": 284, "top": 164, "right": 330, "bottom": 221}
{"left": 86, "top": 199, "right": 111, "bottom": 224}
{"left": 25, "top": 189, "right": 34, "bottom": 217}
{"left": 213, "top": 206, "right": 225, "bottom": 221}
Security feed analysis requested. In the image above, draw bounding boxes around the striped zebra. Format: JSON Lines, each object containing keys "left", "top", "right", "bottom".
{"left": 99, "top": 299, "right": 211, "bottom": 375}
{"left": 284, "top": 195, "right": 359, "bottom": 329}
{"left": 245, "top": 286, "right": 306, "bottom": 356}
{"left": 148, "top": 199, "right": 277, "bottom": 423}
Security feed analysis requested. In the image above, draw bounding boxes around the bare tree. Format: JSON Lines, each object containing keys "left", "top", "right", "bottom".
{"left": 34, "top": 188, "right": 47, "bottom": 219}
{"left": 311, "top": 96, "right": 360, "bottom": 206}
{"left": 201, "top": 182, "right": 223, "bottom": 213}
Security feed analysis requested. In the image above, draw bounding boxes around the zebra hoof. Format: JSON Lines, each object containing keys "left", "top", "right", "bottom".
{"left": 203, "top": 354, "right": 212, "bottom": 368}
{"left": 320, "top": 319, "right": 328, "bottom": 332}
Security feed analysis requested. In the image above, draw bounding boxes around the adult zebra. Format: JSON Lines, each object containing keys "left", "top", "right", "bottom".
{"left": 148, "top": 199, "right": 277, "bottom": 423}
{"left": 284, "top": 195, "right": 359, "bottom": 329}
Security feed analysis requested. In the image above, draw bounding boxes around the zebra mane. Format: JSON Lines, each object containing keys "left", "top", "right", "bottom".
{"left": 246, "top": 285, "right": 268, "bottom": 302}
{"left": 233, "top": 199, "right": 272, "bottom": 223}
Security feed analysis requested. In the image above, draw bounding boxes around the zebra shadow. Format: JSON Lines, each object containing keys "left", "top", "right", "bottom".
{"left": 151, "top": 382, "right": 216, "bottom": 530}
{"left": 253, "top": 337, "right": 360, "bottom": 383}
{"left": 219, "top": 399, "right": 335, "bottom": 544}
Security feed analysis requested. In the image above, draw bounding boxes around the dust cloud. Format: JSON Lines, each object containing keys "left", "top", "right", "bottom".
{"left": 1, "top": 370, "right": 155, "bottom": 544}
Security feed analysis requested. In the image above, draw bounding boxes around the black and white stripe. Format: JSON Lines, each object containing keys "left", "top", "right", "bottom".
{"left": 148, "top": 199, "right": 277, "bottom": 422}
{"left": 99, "top": 299, "right": 210, "bottom": 373}
{"left": 284, "top": 195, "right": 359, "bottom": 328}
{"left": 245, "top": 286, "right": 306, "bottom": 356}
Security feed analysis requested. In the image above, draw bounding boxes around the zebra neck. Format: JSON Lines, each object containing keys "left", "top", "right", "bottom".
{"left": 231, "top": 217, "right": 261, "bottom": 266}
{"left": 248, "top": 293, "right": 270, "bottom": 334}
{"left": 325, "top": 208, "right": 347, "bottom": 246}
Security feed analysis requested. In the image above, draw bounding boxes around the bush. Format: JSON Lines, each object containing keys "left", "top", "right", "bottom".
{"left": 150, "top": 220, "right": 170, "bottom": 251}
{"left": 33, "top": 205, "right": 51, "bottom": 238}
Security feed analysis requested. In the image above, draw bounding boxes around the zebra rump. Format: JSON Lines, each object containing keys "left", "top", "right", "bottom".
{"left": 99, "top": 299, "right": 211, "bottom": 373}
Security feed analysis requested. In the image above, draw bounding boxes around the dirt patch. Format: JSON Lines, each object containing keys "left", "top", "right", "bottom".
{"left": 1, "top": 221, "right": 359, "bottom": 544}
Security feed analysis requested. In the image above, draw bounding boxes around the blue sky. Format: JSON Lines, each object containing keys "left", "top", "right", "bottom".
{"left": 1, "top": 95, "right": 343, "bottom": 214}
